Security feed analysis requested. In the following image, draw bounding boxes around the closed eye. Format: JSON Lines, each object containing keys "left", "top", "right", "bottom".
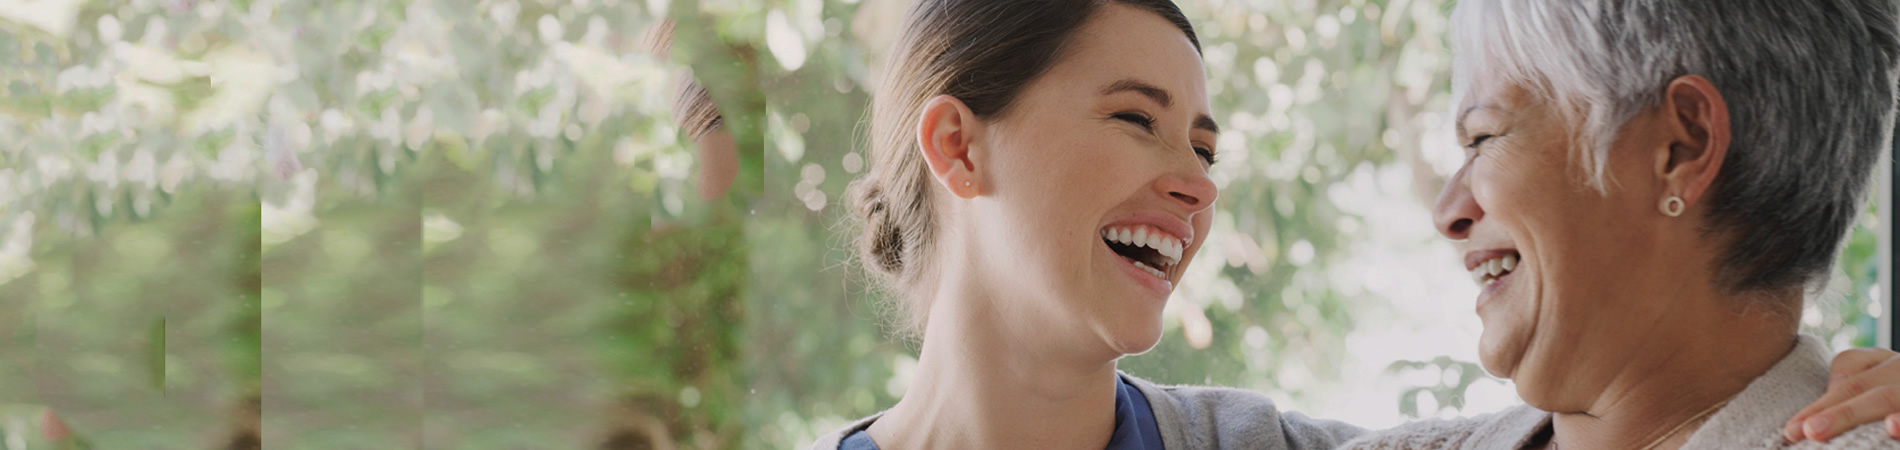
{"left": 1466, "top": 134, "right": 1495, "bottom": 149}
{"left": 1117, "top": 112, "right": 1217, "bottom": 167}
{"left": 1113, "top": 112, "right": 1157, "bottom": 131}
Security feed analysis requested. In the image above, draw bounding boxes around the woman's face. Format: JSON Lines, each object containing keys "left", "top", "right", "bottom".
{"left": 962, "top": 4, "right": 1218, "bottom": 357}
{"left": 1434, "top": 72, "right": 1684, "bottom": 407}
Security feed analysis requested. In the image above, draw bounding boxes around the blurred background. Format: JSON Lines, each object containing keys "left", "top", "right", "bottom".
{"left": 0, "top": 0, "right": 760, "bottom": 448}
{"left": 0, "top": 0, "right": 1880, "bottom": 449}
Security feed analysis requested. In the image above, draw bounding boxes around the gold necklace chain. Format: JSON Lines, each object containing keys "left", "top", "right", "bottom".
{"left": 1550, "top": 398, "right": 1732, "bottom": 450}
{"left": 1637, "top": 399, "right": 1729, "bottom": 450}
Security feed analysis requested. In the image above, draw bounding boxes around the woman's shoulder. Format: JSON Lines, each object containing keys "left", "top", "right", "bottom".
{"left": 1124, "top": 373, "right": 1284, "bottom": 413}
{"left": 1122, "top": 372, "right": 1368, "bottom": 449}
{"left": 1335, "top": 404, "right": 1548, "bottom": 450}
{"left": 806, "top": 413, "right": 883, "bottom": 450}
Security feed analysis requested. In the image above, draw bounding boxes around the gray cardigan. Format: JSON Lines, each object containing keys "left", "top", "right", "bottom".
{"left": 811, "top": 335, "right": 1896, "bottom": 449}
{"left": 1338, "top": 335, "right": 1895, "bottom": 449}
{"left": 806, "top": 374, "right": 1367, "bottom": 449}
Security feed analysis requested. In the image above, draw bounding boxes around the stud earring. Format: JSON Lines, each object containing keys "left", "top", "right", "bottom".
{"left": 1661, "top": 196, "right": 1685, "bottom": 217}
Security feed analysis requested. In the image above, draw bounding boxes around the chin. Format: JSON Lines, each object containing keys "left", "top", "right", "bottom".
{"left": 1479, "top": 324, "right": 1570, "bottom": 410}
{"left": 1101, "top": 315, "right": 1166, "bottom": 356}
{"left": 1476, "top": 328, "right": 1526, "bottom": 380}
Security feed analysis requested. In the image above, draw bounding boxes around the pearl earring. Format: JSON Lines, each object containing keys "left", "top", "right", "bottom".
{"left": 1661, "top": 196, "right": 1685, "bottom": 217}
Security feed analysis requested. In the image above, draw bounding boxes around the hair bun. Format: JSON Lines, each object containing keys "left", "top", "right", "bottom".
{"left": 849, "top": 181, "right": 906, "bottom": 277}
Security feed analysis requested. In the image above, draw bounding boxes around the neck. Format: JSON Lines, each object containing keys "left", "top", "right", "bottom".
{"left": 1548, "top": 291, "right": 1798, "bottom": 450}
{"left": 868, "top": 276, "right": 1121, "bottom": 449}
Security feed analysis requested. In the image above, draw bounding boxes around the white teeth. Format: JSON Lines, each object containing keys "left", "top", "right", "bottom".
{"left": 1131, "top": 260, "right": 1166, "bottom": 279}
{"left": 1144, "top": 231, "right": 1179, "bottom": 263}
{"left": 1467, "top": 253, "right": 1521, "bottom": 288}
{"left": 1100, "top": 225, "right": 1188, "bottom": 265}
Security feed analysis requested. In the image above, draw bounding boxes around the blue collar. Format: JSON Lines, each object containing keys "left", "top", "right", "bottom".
{"left": 1109, "top": 374, "right": 1166, "bottom": 450}
{"left": 838, "top": 375, "right": 1164, "bottom": 450}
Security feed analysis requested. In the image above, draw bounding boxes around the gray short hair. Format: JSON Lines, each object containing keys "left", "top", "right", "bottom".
{"left": 1449, "top": 0, "right": 1900, "bottom": 293}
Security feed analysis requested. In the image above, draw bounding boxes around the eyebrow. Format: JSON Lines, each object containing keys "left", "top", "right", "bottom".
{"left": 1194, "top": 115, "right": 1220, "bottom": 135}
{"left": 1101, "top": 78, "right": 1221, "bottom": 135}
{"left": 1102, "top": 79, "right": 1173, "bottom": 107}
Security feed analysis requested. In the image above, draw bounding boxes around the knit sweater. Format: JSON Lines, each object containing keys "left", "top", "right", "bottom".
{"left": 806, "top": 373, "right": 1367, "bottom": 450}
{"left": 1338, "top": 335, "right": 1896, "bottom": 449}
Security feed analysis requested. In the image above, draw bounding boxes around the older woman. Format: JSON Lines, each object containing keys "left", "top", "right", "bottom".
{"left": 1339, "top": 0, "right": 1900, "bottom": 448}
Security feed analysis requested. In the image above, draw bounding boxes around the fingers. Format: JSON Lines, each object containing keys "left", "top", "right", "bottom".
{"left": 1889, "top": 412, "right": 1900, "bottom": 439}
{"left": 1786, "top": 372, "right": 1865, "bottom": 441}
{"left": 1793, "top": 385, "right": 1900, "bottom": 442}
{"left": 1833, "top": 348, "right": 1893, "bottom": 378}
{"left": 1787, "top": 348, "right": 1900, "bottom": 442}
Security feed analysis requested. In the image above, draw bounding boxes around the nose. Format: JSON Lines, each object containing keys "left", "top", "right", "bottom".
{"left": 1434, "top": 166, "right": 1482, "bottom": 240}
{"left": 1155, "top": 169, "right": 1218, "bottom": 214}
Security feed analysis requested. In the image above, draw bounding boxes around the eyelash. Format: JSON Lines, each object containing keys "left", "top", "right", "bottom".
{"left": 1113, "top": 112, "right": 1218, "bottom": 166}
{"left": 1466, "top": 134, "right": 1495, "bottom": 149}
{"left": 1113, "top": 112, "right": 1156, "bottom": 129}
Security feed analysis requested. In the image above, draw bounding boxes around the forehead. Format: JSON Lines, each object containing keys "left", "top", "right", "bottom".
{"left": 1041, "top": 4, "right": 1208, "bottom": 105}
{"left": 1457, "top": 62, "right": 1554, "bottom": 115}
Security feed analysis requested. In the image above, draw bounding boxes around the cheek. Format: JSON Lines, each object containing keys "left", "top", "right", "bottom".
{"left": 1470, "top": 145, "right": 1590, "bottom": 257}
{"left": 1469, "top": 151, "right": 1561, "bottom": 347}
{"left": 996, "top": 130, "right": 1139, "bottom": 209}
{"left": 1477, "top": 153, "right": 1619, "bottom": 266}
{"left": 1469, "top": 149, "right": 1550, "bottom": 209}
{"left": 981, "top": 128, "right": 1130, "bottom": 265}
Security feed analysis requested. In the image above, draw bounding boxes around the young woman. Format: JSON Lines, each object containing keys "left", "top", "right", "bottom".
{"left": 811, "top": 0, "right": 1900, "bottom": 448}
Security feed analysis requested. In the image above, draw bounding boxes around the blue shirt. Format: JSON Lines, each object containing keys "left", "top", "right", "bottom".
{"left": 840, "top": 375, "right": 1164, "bottom": 450}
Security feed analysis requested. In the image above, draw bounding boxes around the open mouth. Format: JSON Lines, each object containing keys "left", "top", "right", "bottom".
{"left": 1101, "top": 225, "right": 1185, "bottom": 281}
{"left": 1469, "top": 251, "right": 1520, "bottom": 287}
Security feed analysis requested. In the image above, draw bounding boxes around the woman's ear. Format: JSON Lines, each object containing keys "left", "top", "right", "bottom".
{"left": 917, "top": 95, "right": 984, "bottom": 199}
{"left": 1655, "top": 75, "right": 1731, "bottom": 207}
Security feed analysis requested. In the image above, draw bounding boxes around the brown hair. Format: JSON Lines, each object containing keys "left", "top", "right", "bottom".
{"left": 846, "top": 0, "right": 1200, "bottom": 339}
{"left": 645, "top": 20, "right": 725, "bottom": 141}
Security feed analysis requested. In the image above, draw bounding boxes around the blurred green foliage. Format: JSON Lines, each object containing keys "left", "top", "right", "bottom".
{"left": 0, "top": 0, "right": 749, "bottom": 447}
